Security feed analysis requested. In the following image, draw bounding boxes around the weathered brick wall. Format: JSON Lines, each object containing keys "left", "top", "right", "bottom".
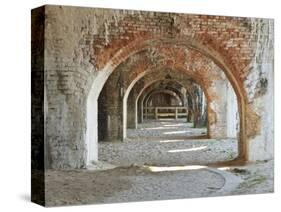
{"left": 36, "top": 5, "right": 273, "bottom": 169}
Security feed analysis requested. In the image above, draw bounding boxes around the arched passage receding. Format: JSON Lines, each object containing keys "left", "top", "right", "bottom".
{"left": 86, "top": 37, "right": 246, "bottom": 166}
{"left": 145, "top": 89, "right": 183, "bottom": 107}
{"left": 133, "top": 77, "right": 209, "bottom": 133}
{"left": 142, "top": 88, "right": 186, "bottom": 121}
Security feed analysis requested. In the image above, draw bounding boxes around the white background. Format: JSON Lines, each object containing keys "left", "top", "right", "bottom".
{"left": 0, "top": 0, "right": 279, "bottom": 211}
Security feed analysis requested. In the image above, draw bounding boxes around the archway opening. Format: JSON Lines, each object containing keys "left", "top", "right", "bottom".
{"left": 87, "top": 38, "right": 244, "bottom": 167}
{"left": 126, "top": 78, "right": 209, "bottom": 141}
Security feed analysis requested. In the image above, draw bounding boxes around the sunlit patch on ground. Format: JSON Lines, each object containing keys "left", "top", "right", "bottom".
{"left": 127, "top": 119, "right": 207, "bottom": 139}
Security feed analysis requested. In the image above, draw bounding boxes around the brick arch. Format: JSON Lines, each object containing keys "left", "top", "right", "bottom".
{"left": 142, "top": 84, "right": 189, "bottom": 109}
{"left": 135, "top": 79, "right": 187, "bottom": 128}
{"left": 120, "top": 46, "right": 230, "bottom": 138}
{"left": 145, "top": 86, "right": 187, "bottom": 107}
{"left": 134, "top": 77, "right": 209, "bottom": 136}
{"left": 86, "top": 37, "right": 248, "bottom": 166}
{"left": 120, "top": 50, "right": 216, "bottom": 140}
{"left": 122, "top": 66, "right": 210, "bottom": 139}
{"left": 141, "top": 81, "right": 194, "bottom": 109}
{"left": 119, "top": 45, "right": 229, "bottom": 140}
{"left": 89, "top": 36, "right": 247, "bottom": 100}
{"left": 145, "top": 89, "right": 184, "bottom": 107}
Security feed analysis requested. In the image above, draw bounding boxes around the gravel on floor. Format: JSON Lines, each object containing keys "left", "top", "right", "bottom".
{"left": 44, "top": 120, "right": 273, "bottom": 206}
{"left": 99, "top": 138, "right": 238, "bottom": 166}
{"left": 45, "top": 160, "right": 274, "bottom": 206}
{"left": 227, "top": 159, "right": 274, "bottom": 195}
{"left": 127, "top": 119, "right": 207, "bottom": 139}
{"left": 100, "top": 119, "right": 238, "bottom": 166}
{"left": 45, "top": 166, "right": 226, "bottom": 206}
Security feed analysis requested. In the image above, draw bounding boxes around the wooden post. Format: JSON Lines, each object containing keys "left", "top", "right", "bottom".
{"left": 175, "top": 107, "right": 178, "bottom": 120}
{"left": 140, "top": 105, "right": 143, "bottom": 123}
{"left": 155, "top": 107, "right": 158, "bottom": 120}
{"left": 144, "top": 107, "right": 146, "bottom": 120}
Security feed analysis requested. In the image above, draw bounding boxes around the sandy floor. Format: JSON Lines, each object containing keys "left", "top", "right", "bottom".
{"left": 44, "top": 120, "right": 273, "bottom": 206}
{"left": 45, "top": 160, "right": 273, "bottom": 206}
{"left": 99, "top": 138, "right": 238, "bottom": 166}
{"left": 45, "top": 166, "right": 226, "bottom": 206}
{"left": 100, "top": 119, "right": 237, "bottom": 166}
{"left": 127, "top": 119, "right": 207, "bottom": 140}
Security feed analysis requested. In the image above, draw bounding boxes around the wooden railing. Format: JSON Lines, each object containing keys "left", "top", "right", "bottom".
{"left": 144, "top": 106, "right": 188, "bottom": 120}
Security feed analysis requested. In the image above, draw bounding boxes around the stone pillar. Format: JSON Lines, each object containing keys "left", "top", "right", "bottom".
{"left": 127, "top": 91, "right": 136, "bottom": 128}
{"left": 208, "top": 79, "right": 228, "bottom": 138}
{"left": 97, "top": 76, "right": 123, "bottom": 141}
{"left": 226, "top": 81, "right": 239, "bottom": 138}
{"left": 140, "top": 99, "right": 144, "bottom": 123}
{"left": 246, "top": 19, "right": 274, "bottom": 161}
{"left": 187, "top": 95, "right": 193, "bottom": 122}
